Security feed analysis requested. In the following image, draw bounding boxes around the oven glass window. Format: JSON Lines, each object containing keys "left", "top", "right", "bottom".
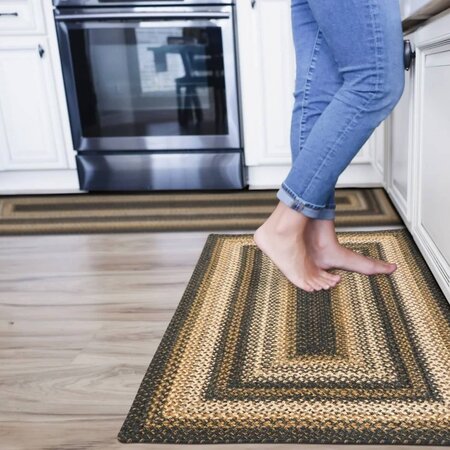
{"left": 68, "top": 24, "right": 228, "bottom": 138}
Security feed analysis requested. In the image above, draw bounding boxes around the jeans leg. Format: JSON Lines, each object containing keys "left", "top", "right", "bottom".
{"left": 282, "top": 0, "right": 343, "bottom": 219}
{"left": 279, "top": 0, "right": 405, "bottom": 219}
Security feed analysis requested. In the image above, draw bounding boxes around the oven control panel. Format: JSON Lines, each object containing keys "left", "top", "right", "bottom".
{"left": 54, "top": 0, "right": 234, "bottom": 6}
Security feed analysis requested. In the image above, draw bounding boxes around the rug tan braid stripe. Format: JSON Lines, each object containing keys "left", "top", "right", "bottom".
{"left": 210, "top": 248, "right": 398, "bottom": 395}
{"left": 237, "top": 252, "right": 399, "bottom": 385}
{"left": 241, "top": 245, "right": 395, "bottom": 379}
{"left": 118, "top": 229, "right": 450, "bottom": 445}
{"left": 0, "top": 188, "right": 401, "bottom": 234}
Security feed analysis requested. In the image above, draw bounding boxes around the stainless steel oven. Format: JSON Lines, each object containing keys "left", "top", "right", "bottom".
{"left": 54, "top": 0, "right": 244, "bottom": 190}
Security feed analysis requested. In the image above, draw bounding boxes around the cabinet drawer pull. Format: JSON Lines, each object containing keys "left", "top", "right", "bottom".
{"left": 0, "top": 12, "right": 19, "bottom": 17}
{"left": 38, "top": 45, "right": 45, "bottom": 59}
{"left": 251, "top": 0, "right": 256, "bottom": 8}
{"left": 404, "top": 39, "right": 416, "bottom": 71}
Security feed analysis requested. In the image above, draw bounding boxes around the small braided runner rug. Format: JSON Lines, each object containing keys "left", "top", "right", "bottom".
{"left": 0, "top": 188, "right": 400, "bottom": 234}
{"left": 118, "top": 229, "right": 450, "bottom": 445}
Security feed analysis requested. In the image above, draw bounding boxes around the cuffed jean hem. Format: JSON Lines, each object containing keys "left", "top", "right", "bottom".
{"left": 276, "top": 182, "right": 336, "bottom": 220}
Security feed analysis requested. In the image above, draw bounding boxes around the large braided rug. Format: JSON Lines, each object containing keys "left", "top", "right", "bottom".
{"left": 118, "top": 229, "right": 450, "bottom": 445}
{"left": 0, "top": 188, "right": 400, "bottom": 234}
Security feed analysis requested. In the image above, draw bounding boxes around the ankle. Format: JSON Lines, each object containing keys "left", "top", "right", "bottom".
{"left": 307, "top": 229, "right": 333, "bottom": 250}
{"left": 267, "top": 202, "right": 309, "bottom": 236}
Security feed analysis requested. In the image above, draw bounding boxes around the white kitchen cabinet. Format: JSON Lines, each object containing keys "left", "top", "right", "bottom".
{"left": 0, "top": 37, "right": 68, "bottom": 170}
{"left": 411, "top": 9, "right": 450, "bottom": 296}
{"left": 385, "top": 7, "right": 450, "bottom": 301}
{"left": 236, "top": 0, "right": 383, "bottom": 189}
{"left": 0, "top": 0, "right": 78, "bottom": 192}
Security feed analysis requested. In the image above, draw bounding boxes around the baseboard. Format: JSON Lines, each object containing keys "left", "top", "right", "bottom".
{"left": 0, "top": 170, "right": 81, "bottom": 194}
{"left": 246, "top": 163, "right": 384, "bottom": 189}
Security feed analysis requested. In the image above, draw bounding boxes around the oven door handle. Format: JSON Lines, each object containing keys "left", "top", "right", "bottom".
{"left": 55, "top": 11, "right": 231, "bottom": 20}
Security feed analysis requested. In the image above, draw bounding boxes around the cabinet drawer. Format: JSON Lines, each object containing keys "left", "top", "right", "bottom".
{"left": 0, "top": 1, "right": 45, "bottom": 35}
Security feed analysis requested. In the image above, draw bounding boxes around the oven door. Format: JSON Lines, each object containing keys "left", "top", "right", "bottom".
{"left": 55, "top": 7, "right": 240, "bottom": 151}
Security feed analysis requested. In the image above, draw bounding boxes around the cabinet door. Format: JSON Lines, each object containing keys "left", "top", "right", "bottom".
{"left": 387, "top": 32, "right": 415, "bottom": 224}
{"left": 0, "top": 37, "right": 68, "bottom": 170}
{"left": 415, "top": 40, "right": 450, "bottom": 288}
{"left": 237, "top": 0, "right": 294, "bottom": 166}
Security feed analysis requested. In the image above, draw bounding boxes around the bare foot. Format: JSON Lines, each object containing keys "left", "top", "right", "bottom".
{"left": 305, "top": 219, "right": 397, "bottom": 275}
{"left": 253, "top": 202, "right": 341, "bottom": 292}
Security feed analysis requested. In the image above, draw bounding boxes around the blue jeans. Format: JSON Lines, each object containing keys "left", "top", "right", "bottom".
{"left": 277, "top": 0, "right": 405, "bottom": 220}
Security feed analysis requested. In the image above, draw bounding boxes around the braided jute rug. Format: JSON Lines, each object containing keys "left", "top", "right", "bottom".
{"left": 0, "top": 188, "right": 400, "bottom": 235}
{"left": 118, "top": 229, "right": 450, "bottom": 445}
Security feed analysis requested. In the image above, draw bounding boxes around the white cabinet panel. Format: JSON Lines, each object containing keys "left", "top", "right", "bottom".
{"left": 256, "top": 0, "right": 294, "bottom": 161}
{"left": 0, "top": 38, "right": 68, "bottom": 169}
{"left": 387, "top": 33, "right": 415, "bottom": 224}
{"left": 390, "top": 75, "right": 411, "bottom": 202}
{"left": 236, "top": 0, "right": 294, "bottom": 167}
{"left": 418, "top": 45, "right": 450, "bottom": 271}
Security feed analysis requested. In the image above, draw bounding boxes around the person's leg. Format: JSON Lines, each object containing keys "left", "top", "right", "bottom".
{"left": 295, "top": 0, "right": 404, "bottom": 275}
{"left": 277, "top": 0, "right": 405, "bottom": 217}
{"left": 254, "top": 0, "right": 341, "bottom": 292}
{"left": 255, "top": 0, "right": 404, "bottom": 288}
{"left": 287, "top": 0, "right": 344, "bottom": 216}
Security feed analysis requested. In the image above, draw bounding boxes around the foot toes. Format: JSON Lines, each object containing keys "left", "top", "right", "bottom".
{"left": 307, "top": 279, "right": 323, "bottom": 291}
{"left": 330, "top": 273, "right": 341, "bottom": 283}
{"left": 383, "top": 262, "right": 397, "bottom": 273}
{"left": 312, "top": 274, "right": 330, "bottom": 290}
{"left": 296, "top": 279, "right": 314, "bottom": 292}
{"left": 302, "top": 283, "right": 315, "bottom": 293}
{"left": 320, "top": 270, "right": 340, "bottom": 285}
{"left": 318, "top": 278, "right": 331, "bottom": 290}
{"left": 373, "top": 260, "right": 397, "bottom": 274}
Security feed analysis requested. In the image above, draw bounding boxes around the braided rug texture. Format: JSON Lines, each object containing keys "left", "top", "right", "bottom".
{"left": 0, "top": 188, "right": 400, "bottom": 234}
{"left": 118, "top": 229, "right": 450, "bottom": 445}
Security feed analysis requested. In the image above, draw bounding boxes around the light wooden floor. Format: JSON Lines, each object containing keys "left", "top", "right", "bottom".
{"left": 0, "top": 229, "right": 439, "bottom": 450}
